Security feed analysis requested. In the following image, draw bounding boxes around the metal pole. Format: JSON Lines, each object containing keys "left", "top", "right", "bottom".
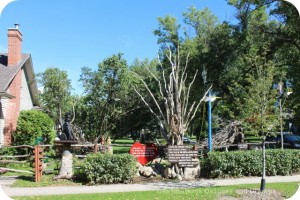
{"left": 280, "top": 98, "right": 283, "bottom": 149}
{"left": 260, "top": 138, "right": 266, "bottom": 192}
{"left": 208, "top": 91, "right": 212, "bottom": 152}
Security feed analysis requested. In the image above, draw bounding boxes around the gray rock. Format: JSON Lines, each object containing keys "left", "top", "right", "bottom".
{"left": 54, "top": 150, "right": 73, "bottom": 180}
{"left": 171, "top": 169, "right": 177, "bottom": 179}
{"left": 139, "top": 166, "right": 157, "bottom": 177}
{"left": 176, "top": 174, "right": 183, "bottom": 180}
{"left": 163, "top": 167, "right": 172, "bottom": 178}
{"left": 183, "top": 164, "right": 200, "bottom": 179}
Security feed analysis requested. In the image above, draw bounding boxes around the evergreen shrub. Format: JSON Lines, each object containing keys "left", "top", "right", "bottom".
{"left": 13, "top": 110, "right": 55, "bottom": 146}
{"left": 76, "top": 153, "right": 137, "bottom": 184}
{"left": 202, "top": 149, "right": 300, "bottom": 178}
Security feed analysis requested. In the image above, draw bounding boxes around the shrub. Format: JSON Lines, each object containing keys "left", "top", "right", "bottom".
{"left": 13, "top": 110, "right": 55, "bottom": 146}
{"left": 202, "top": 149, "right": 300, "bottom": 178}
{"left": 75, "top": 153, "right": 137, "bottom": 184}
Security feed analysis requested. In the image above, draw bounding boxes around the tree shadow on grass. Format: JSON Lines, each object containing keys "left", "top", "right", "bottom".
{"left": 16, "top": 175, "right": 34, "bottom": 182}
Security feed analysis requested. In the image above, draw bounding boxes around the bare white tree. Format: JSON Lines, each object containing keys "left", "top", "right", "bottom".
{"left": 132, "top": 45, "right": 211, "bottom": 146}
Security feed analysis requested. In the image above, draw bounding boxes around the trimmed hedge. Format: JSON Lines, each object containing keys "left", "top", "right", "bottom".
{"left": 202, "top": 149, "right": 300, "bottom": 178}
{"left": 76, "top": 153, "right": 137, "bottom": 184}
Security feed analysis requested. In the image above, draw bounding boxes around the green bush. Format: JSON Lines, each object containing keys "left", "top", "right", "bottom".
{"left": 75, "top": 153, "right": 137, "bottom": 184}
{"left": 202, "top": 149, "right": 300, "bottom": 178}
{"left": 13, "top": 110, "right": 55, "bottom": 146}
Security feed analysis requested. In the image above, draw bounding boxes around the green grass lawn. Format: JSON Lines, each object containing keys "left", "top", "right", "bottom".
{"left": 112, "top": 138, "right": 134, "bottom": 145}
{"left": 111, "top": 138, "right": 133, "bottom": 154}
{"left": 13, "top": 182, "right": 299, "bottom": 200}
{"left": 12, "top": 174, "right": 80, "bottom": 187}
{"left": 112, "top": 146, "right": 131, "bottom": 154}
{"left": 244, "top": 136, "right": 262, "bottom": 143}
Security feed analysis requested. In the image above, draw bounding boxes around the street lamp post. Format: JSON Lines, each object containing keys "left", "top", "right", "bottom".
{"left": 277, "top": 81, "right": 293, "bottom": 149}
{"left": 260, "top": 136, "right": 266, "bottom": 192}
{"left": 202, "top": 67, "right": 212, "bottom": 152}
{"left": 278, "top": 81, "right": 284, "bottom": 149}
{"left": 208, "top": 91, "right": 212, "bottom": 151}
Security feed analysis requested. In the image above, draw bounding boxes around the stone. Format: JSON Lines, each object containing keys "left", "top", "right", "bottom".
{"left": 54, "top": 150, "right": 73, "bottom": 180}
{"left": 139, "top": 166, "right": 157, "bottom": 177}
{"left": 135, "top": 162, "right": 142, "bottom": 176}
{"left": 177, "top": 174, "right": 183, "bottom": 180}
{"left": 183, "top": 164, "right": 200, "bottom": 179}
{"left": 163, "top": 167, "right": 172, "bottom": 178}
{"left": 171, "top": 170, "right": 177, "bottom": 179}
{"left": 163, "top": 167, "right": 177, "bottom": 179}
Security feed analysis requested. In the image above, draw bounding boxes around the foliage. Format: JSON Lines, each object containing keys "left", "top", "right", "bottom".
{"left": 223, "top": 0, "right": 299, "bottom": 134}
{"left": 37, "top": 67, "right": 72, "bottom": 127}
{"left": 78, "top": 53, "right": 131, "bottom": 142}
{"left": 153, "top": 15, "right": 181, "bottom": 50}
{"left": 75, "top": 153, "right": 137, "bottom": 184}
{"left": 0, "top": 147, "right": 17, "bottom": 156}
{"left": 202, "top": 149, "right": 300, "bottom": 178}
{"left": 33, "top": 1, "right": 300, "bottom": 142}
{"left": 226, "top": 47, "right": 279, "bottom": 135}
{"left": 121, "top": 58, "right": 161, "bottom": 138}
{"left": 13, "top": 110, "right": 55, "bottom": 146}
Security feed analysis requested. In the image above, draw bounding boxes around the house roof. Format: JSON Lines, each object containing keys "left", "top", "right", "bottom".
{"left": 0, "top": 53, "right": 38, "bottom": 104}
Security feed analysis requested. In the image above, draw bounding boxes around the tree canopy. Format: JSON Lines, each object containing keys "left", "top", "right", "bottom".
{"left": 37, "top": 1, "right": 300, "bottom": 142}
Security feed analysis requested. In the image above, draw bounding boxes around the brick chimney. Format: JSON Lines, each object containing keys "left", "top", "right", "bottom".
{"left": 7, "top": 24, "right": 22, "bottom": 66}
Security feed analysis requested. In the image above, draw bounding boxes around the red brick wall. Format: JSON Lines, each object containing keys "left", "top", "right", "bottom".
{"left": 4, "top": 69, "right": 23, "bottom": 145}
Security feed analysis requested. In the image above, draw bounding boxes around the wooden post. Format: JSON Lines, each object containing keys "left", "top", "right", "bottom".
{"left": 34, "top": 146, "right": 43, "bottom": 182}
{"left": 94, "top": 143, "right": 98, "bottom": 153}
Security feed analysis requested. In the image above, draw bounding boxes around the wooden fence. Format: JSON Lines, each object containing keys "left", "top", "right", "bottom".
{"left": 0, "top": 141, "right": 277, "bottom": 182}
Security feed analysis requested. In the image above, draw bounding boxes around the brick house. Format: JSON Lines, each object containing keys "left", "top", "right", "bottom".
{"left": 0, "top": 24, "right": 38, "bottom": 146}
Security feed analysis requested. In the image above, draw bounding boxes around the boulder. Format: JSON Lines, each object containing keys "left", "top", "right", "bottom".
{"left": 139, "top": 166, "right": 157, "bottom": 177}
{"left": 163, "top": 167, "right": 177, "bottom": 178}
{"left": 163, "top": 167, "right": 172, "bottom": 178}
{"left": 135, "top": 162, "right": 142, "bottom": 176}
{"left": 176, "top": 174, "right": 183, "bottom": 180}
{"left": 54, "top": 150, "right": 73, "bottom": 180}
{"left": 184, "top": 164, "right": 200, "bottom": 179}
{"left": 171, "top": 170, "right": 177, "bottom": 178}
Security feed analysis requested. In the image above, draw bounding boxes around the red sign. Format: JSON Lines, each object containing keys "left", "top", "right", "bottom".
{"left": 130, "top": 142, "right": 158, "bottom": 165}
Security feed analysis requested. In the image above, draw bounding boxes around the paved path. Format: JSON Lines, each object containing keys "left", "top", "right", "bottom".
{"left": 1, "top": 175, "right": 300, "bottom": 197}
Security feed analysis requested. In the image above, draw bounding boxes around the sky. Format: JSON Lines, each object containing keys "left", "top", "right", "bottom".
{"left": 0, "top": 0, "right": 299, "bottom": 94}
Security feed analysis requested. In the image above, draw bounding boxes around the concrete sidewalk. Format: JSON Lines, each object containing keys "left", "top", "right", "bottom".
{"left": 1, "top": 175, "right": 300, "bottom": 197}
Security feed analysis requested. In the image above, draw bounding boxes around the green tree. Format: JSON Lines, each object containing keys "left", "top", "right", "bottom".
{"left": 78, "top": 53, "right": 130, "bottom": 142}
{"left": 153, "top": 15, "right": 181, "bottom": 51}
{"left": 228, "top": 48, "right": 279, "bottom": 135}
{"left": 37, "top": 68, "right": 72, "bottom": 129}
{"left": 222, "top": 0, "right": 299, "bottom": 132}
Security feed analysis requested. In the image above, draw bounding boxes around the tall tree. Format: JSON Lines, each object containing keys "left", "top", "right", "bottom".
{"left": 153, "top": 15, "right": 181, "bottom": 51}
{"left": 37, "top": 67, "right": 72, "bottom": 129}
{"left": 228, "top": 47, "right": 279, "bottom": 135}
{"left": 224, "top": 0, "right": 299, "bottom": 130}
{"left": 78, "top": 53, "right": 130, "bottom": 142}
